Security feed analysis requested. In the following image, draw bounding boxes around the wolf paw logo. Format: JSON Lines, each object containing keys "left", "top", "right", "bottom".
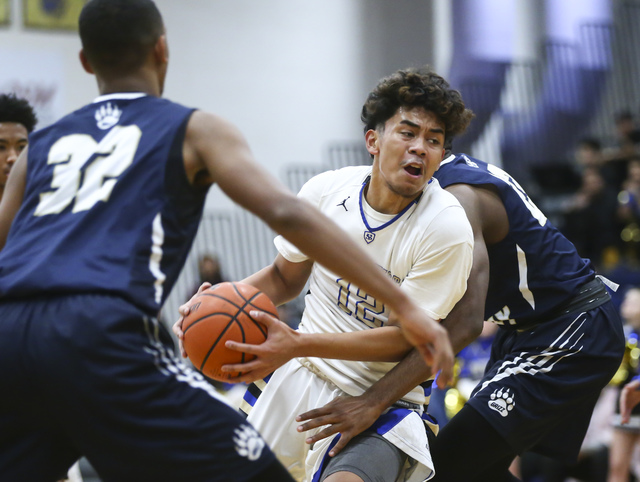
{"left": 462, "top": 155, "right": 478, "bottom": 168}
{"left": 95, "top": 102, "right": 122, "bottom": 130}
{"left": 488, "top": 388, "right": 515, "bottom": 418}
{"left": 233, "top": 424, "right": 265, "bottom": 461}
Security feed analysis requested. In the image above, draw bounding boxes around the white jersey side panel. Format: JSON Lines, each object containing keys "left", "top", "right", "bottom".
{"left": 274, "top": 166, "right": 473, "bottom": 404}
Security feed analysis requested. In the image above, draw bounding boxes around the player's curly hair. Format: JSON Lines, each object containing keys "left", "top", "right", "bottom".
{"left": 361, "top": 67, "right": 474, "bottom": 144}
{"left": 0, "top": 94, "right": 38, "bottom": 133}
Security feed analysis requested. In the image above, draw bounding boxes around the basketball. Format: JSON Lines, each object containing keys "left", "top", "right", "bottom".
{"left": 182, "top": 281, "right": 276, "bottom": 382}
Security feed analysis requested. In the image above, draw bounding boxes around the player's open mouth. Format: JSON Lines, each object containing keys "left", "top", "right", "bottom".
{"left": 404, "top": 165, "right": 422, "bottom": 176}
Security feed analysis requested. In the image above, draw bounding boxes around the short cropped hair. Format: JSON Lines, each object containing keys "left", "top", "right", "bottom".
{"left": 0, "top": 94, "right": 38, "bottom": 133}
{"left": 361, "top": 67, "right": 474, "bottom": 144}
{"left": 79, "top": 0, "right": 164, "bottom": 74}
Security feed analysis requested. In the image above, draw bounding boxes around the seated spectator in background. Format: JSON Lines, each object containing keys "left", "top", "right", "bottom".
{"left": 0, "top": 93, "right": 38, "bottom": 201}
{"left": 617, "top": 157, "right": 640, "bottom": 262}
{"left": 574, "top": 136, "right": 625, "bottom": 191}
{"left": 191, "top": 253, "right": 226, "bottom": 295}
{"left": 609, "top": 287, "right": 640, "bottom": 482}
{"left": 276, "top": 301, "right": 301, "bottom": 329}
{"left": 563, "top": 166, "right": 621, "bottom": 270}
{"left": 575, "top": 137, "right": 605, "bottom": 171}
{"left": 604, "top": 110, "right": 640, "bottom": 163}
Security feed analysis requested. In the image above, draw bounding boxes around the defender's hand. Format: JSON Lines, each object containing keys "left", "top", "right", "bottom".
{"left": 295, "top": 395, "right": 383, "bottom": 457}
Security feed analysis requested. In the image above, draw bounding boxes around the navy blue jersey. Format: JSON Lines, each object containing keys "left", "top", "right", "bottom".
{"left": 0, "top": 93, "right": 206, "bottom": 314}
{"left": 434, "top": 154, "right": 594, "bottom": 327}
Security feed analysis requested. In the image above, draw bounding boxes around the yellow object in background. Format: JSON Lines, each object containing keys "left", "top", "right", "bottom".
{"left": 0, "top": 0, "right": 10, "bottom": 25}
{"left": 23, "top": 0, "right": 86, "bottom": 30}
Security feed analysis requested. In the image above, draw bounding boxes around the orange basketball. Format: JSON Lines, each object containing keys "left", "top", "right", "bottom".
{"left": 182, "top": 281, "right": 276, "bottom": 382}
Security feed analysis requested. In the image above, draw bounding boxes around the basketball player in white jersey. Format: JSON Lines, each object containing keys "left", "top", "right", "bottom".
{"left": 177, "top": 68, "right": 475, "bottom": 482}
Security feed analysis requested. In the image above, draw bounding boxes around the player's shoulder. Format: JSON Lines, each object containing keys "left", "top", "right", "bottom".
{"left": 439, "top": 153, "right": 489, "bottom": 174}
{"left": 415, "top": 179, "right": 473, "bottom": 240}
{"left": 420, "top": 177, "right": 464, "bottom": 212}
{"left": 301, "top": 165, "right": 370, "bottom": 197}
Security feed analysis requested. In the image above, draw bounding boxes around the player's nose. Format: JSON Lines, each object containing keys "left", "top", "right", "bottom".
{"left": 408, "top": 138, "right": 427, "bottom": 157}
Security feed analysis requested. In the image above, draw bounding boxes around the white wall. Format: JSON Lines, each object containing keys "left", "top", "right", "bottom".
{"left": 158, "top": 0, "right": 367, "bottom": 182}
{"left": 0, "top": 0, "right": 433, "bottom": 209}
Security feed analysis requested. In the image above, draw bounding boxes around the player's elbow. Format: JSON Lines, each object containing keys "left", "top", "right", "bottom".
{"left": 261, "top": 196, "right": 305, "bottom": 233}
{"left": 459, "top": 318, "right": 485, "bottom": 350}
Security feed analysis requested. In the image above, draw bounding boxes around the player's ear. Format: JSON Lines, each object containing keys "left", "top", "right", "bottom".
{"left": 365, "top": 129, "right": 380, "bottom": 156}
{"left": 79, "top": 50, "right": 94, "bottom": 74}
{"left": 154, "top": 35, "right": 169, "bottom": 66}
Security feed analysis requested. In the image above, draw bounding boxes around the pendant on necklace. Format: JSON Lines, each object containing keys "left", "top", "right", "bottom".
{"left": 364, "top": 231, "right": 376, "bottom": 244}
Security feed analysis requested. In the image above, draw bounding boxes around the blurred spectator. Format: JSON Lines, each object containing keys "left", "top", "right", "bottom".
{"left": 609, "top": 287, "right": 640, "bottom": 482}
{"left": 617, "top": 157, "right": 640, "bottom": 263}
{"left": 562, "top": 166, "right": 621, "bottom": 270}
{"left": 277, "top": 301, "right": 302, "bottom": 329}
{"left": 575, "top": 137, "right": 605, "bottom": 170}
{"left": 604, "top": 110, "right": 640, "bottom": 163}
{"left": 190, "top": 253, "right": 226, "bottom": 295}
{"left": 574, "top": 137, "right": 625, "bottom": 191}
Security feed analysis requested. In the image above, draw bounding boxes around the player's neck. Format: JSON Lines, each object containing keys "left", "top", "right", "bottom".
{"left": 96, "top": 73, "right": 161, "bottom": 98}
{"left": 364, "top": 178, "right": 420, "bottom": 215}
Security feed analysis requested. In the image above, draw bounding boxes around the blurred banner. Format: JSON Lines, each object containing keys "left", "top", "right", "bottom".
{"left": 23, "top": 0, "right": 86, "bottom": 30}
{"left": 0, "top": 0, "right": 9, "bottom": 25}
{"left": 0, "top": 49, "right": 65, "bottom": 128}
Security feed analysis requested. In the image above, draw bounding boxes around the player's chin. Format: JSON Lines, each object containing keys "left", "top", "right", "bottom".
{"left": 393, "top": 181, "right": 426, "bottom": 199}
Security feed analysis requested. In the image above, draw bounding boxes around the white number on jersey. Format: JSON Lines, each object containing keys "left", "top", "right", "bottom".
{"left": 336, "top": 278, "right": 385, "bottom": 328}
{"left": 487, "top": 164, "right": 547, "bottom": 226}
{"left": 35, "top": 125, "right": 142, "bottom": 216}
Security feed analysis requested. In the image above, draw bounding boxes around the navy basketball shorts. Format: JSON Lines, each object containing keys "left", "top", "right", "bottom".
{"left": 467, "top": 301, "right": 624, "bottom": 462}
{"left": 0, "top": 294, "right": 278, "bottom": 482}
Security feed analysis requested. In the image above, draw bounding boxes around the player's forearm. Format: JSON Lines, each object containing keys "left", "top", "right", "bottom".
{"left": 356, "top": 258, "right": 489, "bottom": 411}
{"left": 293, "top": 327, "right": 412, "bottom": 362}
{"left": 242, "top": 265, "right": 296, "bottom": 307}
{"left": 358, "top": 349, "right": 431, "bottom": 413}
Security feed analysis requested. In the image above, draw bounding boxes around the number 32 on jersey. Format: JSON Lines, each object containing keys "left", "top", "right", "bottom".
{"left": 35, "top": 125, "right": 141, "bottom": 216}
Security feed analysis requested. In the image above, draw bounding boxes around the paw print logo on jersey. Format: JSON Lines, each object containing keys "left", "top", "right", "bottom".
{"left": 95, "top": 102, "right": 122, "bottom": 130}
{"left": 233, "top": 424, "right": 265, "bottom": 461}
{"left": 461, "top": 155, "right": 478, "bottom": 168}
{"left": 488, "top": 388, "right": 515, "bottom": 417}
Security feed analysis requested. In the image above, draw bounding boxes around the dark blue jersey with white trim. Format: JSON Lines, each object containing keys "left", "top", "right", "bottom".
{"left": 434, "top": 154, "right": 594, "bottom": 327}
{"left": 0, "top": 94, "right": 206, "bottom": 314}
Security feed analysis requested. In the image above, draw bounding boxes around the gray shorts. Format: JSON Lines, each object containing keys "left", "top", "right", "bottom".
{"left": 320, "top": 431, "right": 408, "bottom": 482}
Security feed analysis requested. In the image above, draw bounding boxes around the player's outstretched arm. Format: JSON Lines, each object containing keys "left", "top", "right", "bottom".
{"left": 221, "top": 310, "right": 412, "bottom": 383}
{"left": 296, "top": 183, "right": 493, "bottom": 457}
{"left": 182, "top": 110, "right": 455, "bottom": 379}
